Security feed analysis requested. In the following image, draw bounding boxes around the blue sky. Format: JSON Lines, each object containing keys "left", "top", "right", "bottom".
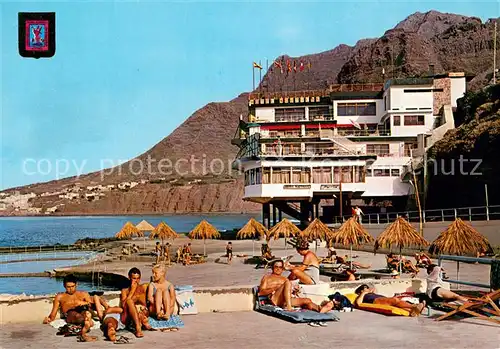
{"left": 0, "top": 1, "right": 498, "bottom": 190}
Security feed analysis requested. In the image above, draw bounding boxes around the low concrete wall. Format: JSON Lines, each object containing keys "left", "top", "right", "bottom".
{"left": 0, "top": 278, "right": 428, "bottom": 324}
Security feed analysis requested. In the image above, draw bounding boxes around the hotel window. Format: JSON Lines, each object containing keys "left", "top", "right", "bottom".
{"left": 275, "top": 108, "right": 305, "bottom": 122}
{"left": 366, "top": 144, "right": 390, "bottom": 156}
{"left": 333, "top": 167, "right": 341, "bottom": 183}
{"left": 354, "top": 166, "right": 365, "bottom": 182}
{"left": 393, "top": 115, "right": 401, "bottom": 126}
{"left": 291, "top": 168, "right": 310, "bottom": 183}
{"left": 404, "top": 115, "right": 425, "bottom": 126}
{"left": 404, "top": 142, "right": 418, "bottom": 157}
{"left": 262, "top": 168, "right": 271, "bottom": 184}
{"left": 309, "top": 106, "right": 330, "bottom": 121}
{"left": 271, "top": 167, "right": 290, "bottom": 184}
{"left": 312, "top": 167, "right": 332, "bottom": 183}
{"left": 255, "top": 168, "right": 262, "bottom": 184}
{"left": 244, "top": 171, "right": 250, "bottom": 185}
{"left": 341, "top": 166, "right": 353, "bottom": 183}
{"left": 373, "top": 169, "right": 390, "bottom": 177}
{"left": 384, "top": 96, "right": 387, "bottom": 111}
{"left": 391, "top": 169, "right": 400, "bottom": 177}
{"left": 337, "top": 102, "right": 376, "bottom": 116}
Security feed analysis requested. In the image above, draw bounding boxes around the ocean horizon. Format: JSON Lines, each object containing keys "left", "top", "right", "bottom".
{"left": 0, "top": 213, "right": 261, "bottom": 247}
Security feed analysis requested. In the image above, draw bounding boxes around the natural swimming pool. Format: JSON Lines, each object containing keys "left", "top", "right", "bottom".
{"left": 0, "top": 277, "right": 119, "bottom": 295}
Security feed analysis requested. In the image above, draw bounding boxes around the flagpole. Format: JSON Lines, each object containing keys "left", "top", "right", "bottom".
{"left": 259, "top": 60, "right": 262, "bottom": 95}
{"left": 252, "top": 63, "right": 255, "bottom": 91}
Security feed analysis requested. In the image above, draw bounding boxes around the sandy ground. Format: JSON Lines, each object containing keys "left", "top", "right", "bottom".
{"left": 66, "top": 236, "right": 492, "bottom": 290}
{"left": 1, "top": 310, "right": 499, "bottom": 349}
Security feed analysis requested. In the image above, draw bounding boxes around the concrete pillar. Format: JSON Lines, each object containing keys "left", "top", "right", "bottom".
{"left": 263, "top": 203, "right": 271, "bottom": 229}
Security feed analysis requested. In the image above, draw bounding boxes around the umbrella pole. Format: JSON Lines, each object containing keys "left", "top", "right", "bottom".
{"left": 285, "top": 238, "right": 287, "bottom": 251}
{"left": 456, "top": 261, "right": 459, "bottom": 290}
{"left": 204, "top": 239, "right": 206, "bottom": 257}
{"left": 350, "top": 244, "right": 353, "bottom": 269}
{"left": 315, "top": 240, "right": 318, "bottom": 252}
{"left": 252, "top": 240, "right": 255, "bottom": 257}
{"left": 399, "top": 246, "right": 402, "bottom": 274}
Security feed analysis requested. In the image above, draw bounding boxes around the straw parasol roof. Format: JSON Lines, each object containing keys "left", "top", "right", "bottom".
{"left": 150, "top": 221, "right": 179, "bottom": 241}
{"left": 267, "top": 218, "right": 302, "bottom": 241}
{"left": 332, "top": 217, "right": 373, "bottom": 246}
{"left": 375, "top": 216, "right": 428, "bottom": 251}
{"left": 302, "top": 218, "right": 332, "bottom": 242}
{"left": 236, "top": 218, "right": 268, "bottom": 240}
{"left": 428, "top": 218, "right": 492, "bottom": 256}
{"left": 188, "top": 220, "right": 221, "bottom": 240}
{"left": 115, "top": 221, "right": 141, "bottom": 239}
{"left": 136, "top": 220, "right": 155, "bottom": 232}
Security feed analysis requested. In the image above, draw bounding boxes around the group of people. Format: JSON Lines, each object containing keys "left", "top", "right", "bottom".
{"left": 121, "top": 244, "right": 140, "bottom": 256}
{"left": 258, "top": 238, "right": 469, "bottom": 317}
{"left": 43, "top": 264, "right": 177, "bottom": 343}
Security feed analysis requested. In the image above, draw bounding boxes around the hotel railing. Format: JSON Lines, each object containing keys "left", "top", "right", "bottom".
{"left": 330, "top": 204, "right": 500, "bottom": 225}
{"left": 437, "top": 255, "right": 495, "bottom": 290}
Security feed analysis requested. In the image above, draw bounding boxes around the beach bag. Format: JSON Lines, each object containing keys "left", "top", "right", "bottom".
{"left": 328, "top": 292, "right": 353, "bottom": 310}
{"left": 175, "top": 285, "right": 198, "bottom": 315}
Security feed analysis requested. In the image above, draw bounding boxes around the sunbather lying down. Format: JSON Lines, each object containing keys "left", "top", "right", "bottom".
{"left": 258, "top": 259, "right": 336, "bottom": 312}
{"left": 354, "top": 284, "right": 426, "bottom": 317}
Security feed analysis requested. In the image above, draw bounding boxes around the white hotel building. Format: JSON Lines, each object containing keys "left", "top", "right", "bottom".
{"left": 232, "top": 73, "right": 467, "bottom": 226}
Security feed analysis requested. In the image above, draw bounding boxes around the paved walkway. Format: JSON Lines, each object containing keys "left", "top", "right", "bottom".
{"left": 67, "top": 237, "right": 491, "bottom": 289}
{"left": 1, "top": 310, "right": 499, "bottom": 349}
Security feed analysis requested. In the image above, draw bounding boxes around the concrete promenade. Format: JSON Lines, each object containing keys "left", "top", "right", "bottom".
{"left": 1, "top": 310, "right": 499, "bottom": 349}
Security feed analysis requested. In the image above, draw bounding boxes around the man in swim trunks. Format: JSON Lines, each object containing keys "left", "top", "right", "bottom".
{"left": 284, "top": 238, "right": 320, "bottom": 284}
{"left": 120, "top": 267, "right": 153, "bottom": 338}
{"left": 43, "top": 274, "right": 96, "bottom": 342}
{"left": 226, "top": 242, "right": 233, "bottom": 264}
{"left": 258, "top": 259, "right": 334, "bottom": 312}
{"left": 354, "top": 284, "right": 426, "bottom": 317}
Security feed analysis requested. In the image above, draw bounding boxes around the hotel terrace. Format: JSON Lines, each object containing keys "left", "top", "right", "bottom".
{"left": 232, "top": 73, "right": 467, "bottom": 226}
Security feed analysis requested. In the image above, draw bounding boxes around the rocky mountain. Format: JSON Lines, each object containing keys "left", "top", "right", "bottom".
{"left": 426, "top": 84, "right": 500, "bottom": 209}
{"left": 1, "top": 11, "right": 498, "bottom": 216}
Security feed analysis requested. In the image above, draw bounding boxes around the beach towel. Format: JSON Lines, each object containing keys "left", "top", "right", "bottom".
{"left": 175, "top": 285, "right": 198, "bottom": 315}
{"left": 50, "top": 319, "right": 101, "bottom": 331}
{"left": 253, "top": 287, "right": 340, "bottom": 323}
{"left": 148, "top": 315, "right": 185, "bottom": 329}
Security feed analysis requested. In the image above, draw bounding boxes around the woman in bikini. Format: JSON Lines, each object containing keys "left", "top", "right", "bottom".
{"left": 147, "top": 264, "right": 177, "bottom": 322}
{"left": 285, "top": 239, "right": 320, "bottom": 285}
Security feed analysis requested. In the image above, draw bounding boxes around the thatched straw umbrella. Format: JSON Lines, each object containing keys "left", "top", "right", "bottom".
{"left": 331, "top": 217, "right": 374, "bottom": 268}
{"left": 236, "top": 218, "right": 269, "bottom": 256}
{"left": 115, "top": 221, "right": 140, "bottom": 240}
{"left": 188, "top": 220, "right": 221, "bottom": 256}
{"left": 150, "top": 221, "right": 179, "bottom": 248}
{"left": 267, "top": 218, "right": 302, "bottom": 250}
{"left": 375, "top": 216, "right": 428, "bottom": 273}
{"left": 301, "top": 218, "right": 332, "bottom": 251}
{"left": 136, "top": 220, "right": 155, "bottom": 249}
{"left": 428, "top": 218, "right": 492, "bottom": 281}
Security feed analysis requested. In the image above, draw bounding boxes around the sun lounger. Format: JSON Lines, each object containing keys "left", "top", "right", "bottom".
{"left": 148, "top": 315, "right": 184, "bottom": 329}
{"left": 435, "top": 289, "right": 500, "bottom": 325}
{"left": 253, "top": 287, "right": 339, "bottom": 323}
{"left": 343, "top": 294, "right": 411, "bottom": 316}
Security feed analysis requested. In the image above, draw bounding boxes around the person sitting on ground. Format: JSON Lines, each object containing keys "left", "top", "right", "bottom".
{"left": 426, "top": 264, "right": 468, "bottom": 303}
{"left": 43, "top": 274, "right": 97, "bottom": 342}
{"left": 258, "top": 259, "right": 335, "bottom": 312}
{"left": 386, "top": 253, "right": 399, "bottom": 270}
{"left": 333, "top": 251, "right": 371, "bottom": 269}
{"left": 122, "top": 246, "right": 130, "bottom": 255}
{"left": 147, "top": 264, "right": 176, "bottom": 322}
{"left": 154, "top": 242, "right": 162, "bottom": 265}
{"left": 261, "top": 243, "right": 273, "bottom": 260}
{"left": 354, "top": 284, "right": 426, "bottom": 317}
{"left": 92, "top": 297, "right": 126, "bottom": 343}
{"left": 132, "top": 244, "right": 140, "bottom": 253}
{"left": 120, "top": 267, "right": 153, "bottom": 338}
{"left": 415, "top": 251, "right": 432, "bottom": 267}
{"left": 284, "top": 239, "right": 320, "bottom": 285}
{"left": 226, "top": 242, "right": 233, "bottom": 264}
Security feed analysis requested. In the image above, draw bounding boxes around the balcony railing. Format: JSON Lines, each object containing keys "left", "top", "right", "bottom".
{"left": 261, "top": 148, "right": 361, "bottom": 157}
{"left": 338, "top": 129, "right": 391, "bottom": 137}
